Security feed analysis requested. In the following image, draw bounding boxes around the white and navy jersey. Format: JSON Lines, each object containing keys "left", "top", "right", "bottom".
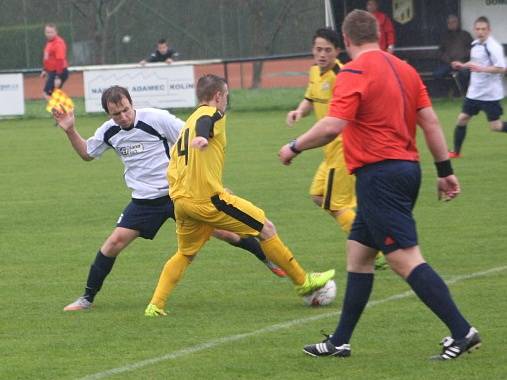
{"left": 86, "top": 108, "right": 184, "bottom": 199}
{"left": 467, "top": 36, "right": 506, "bottom": 101}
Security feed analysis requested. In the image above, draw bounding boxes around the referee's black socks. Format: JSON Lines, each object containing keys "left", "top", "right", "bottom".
{"left": 406, "top": 263, "right": 470, "bottom": 339}
{"left": 84, "top": 251, "right": 116, "bottom": 303}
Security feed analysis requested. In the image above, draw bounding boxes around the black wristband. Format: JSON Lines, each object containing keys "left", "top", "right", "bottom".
{"left": 435, "top": 159, "right": 454, "bottom": 178}
{"left": 289, "top": 139, "right": 301, "bottom": 154}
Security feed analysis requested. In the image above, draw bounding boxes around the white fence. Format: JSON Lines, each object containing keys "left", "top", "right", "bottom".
{"left": 82, "top": 63, "right": 197, "bottom": 113}
{"left": 0, "top": 74, "right": 24, "bottom": 116}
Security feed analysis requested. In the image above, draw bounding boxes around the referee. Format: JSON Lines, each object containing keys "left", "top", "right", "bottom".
{"left": 280, "top": 10, "right": 479, "bottom": 360}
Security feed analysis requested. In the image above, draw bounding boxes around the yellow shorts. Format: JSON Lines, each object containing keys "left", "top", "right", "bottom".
{"left": 174, "top": 191, "right": 266, "bottom": 256}
{"left": 309, "top": 161, "right": 357, "bottom": 211}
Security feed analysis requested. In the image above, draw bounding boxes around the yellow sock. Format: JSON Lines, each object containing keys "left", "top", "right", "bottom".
{"left": 150, "top": 252, "right": 191, "bottom": 309}
{"left": 335, "top": 208, "right": 356, "bottom": 233}
{"left": 260, "top": 235, "right": 306, "bottom": 285}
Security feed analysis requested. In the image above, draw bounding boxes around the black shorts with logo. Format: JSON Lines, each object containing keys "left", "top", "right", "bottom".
{"left": 349, "top": 160, "right": 421, "bottom": 254}
{"left": 116, "top": 196, "right": 175, "bottom": 240}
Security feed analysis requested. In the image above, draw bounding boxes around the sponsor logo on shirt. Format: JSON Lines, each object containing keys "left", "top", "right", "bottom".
{"left": 321, "top": 82, "right": 330, "bottom": 91}
{"left": 118, "top": 143, "right": 145, "bottom": 156}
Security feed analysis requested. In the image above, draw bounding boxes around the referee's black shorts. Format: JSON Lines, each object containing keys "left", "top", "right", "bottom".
{"left": 349, "top": 160, "right": 421, "bottom": 254}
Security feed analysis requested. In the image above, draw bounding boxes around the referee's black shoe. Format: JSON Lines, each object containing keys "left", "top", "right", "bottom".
{"left": 431, "top": 327, "right": 481, "bottom": 360}
{"left": 303, "top": 341, "right": 351, "bottom": 358}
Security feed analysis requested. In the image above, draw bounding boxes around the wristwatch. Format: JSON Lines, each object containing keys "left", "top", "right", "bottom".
{"left": 289, "top": 139, "right": 301, "bottom": 154}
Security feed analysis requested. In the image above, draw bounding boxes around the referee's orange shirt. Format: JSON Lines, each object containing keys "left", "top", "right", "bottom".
{"left": 43, "top": 35, "right": 68, "bottom": 73}
{"left": 328, "top": 50, "right": 432, "bottom": 173}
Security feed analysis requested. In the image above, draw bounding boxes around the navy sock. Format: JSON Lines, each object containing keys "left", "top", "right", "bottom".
{"left": 453, "top": 125, "right": 467, "bottom": 153}
{"left": 406, "top": 263, "right": 470, "bottom": 339}
{"left": 330, "top": 272, "right": 374, "bottom": 347}
{"left": 230, "top": 237, "right": 267, "bottom": 262}
{"left": 502, "top": 121, "right": 507, "bottom": 132}
{"left": 83, "top": 251, "right": 116, "bottom": 302}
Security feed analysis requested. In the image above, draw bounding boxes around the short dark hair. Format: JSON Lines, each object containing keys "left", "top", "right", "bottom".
{"left": 313, "top": 28, "right": 341, "bottom": 48}
{"left": 342, "top": 9, "right": 378, "bottom": 46}
{"left": 474, "top": 16, "right": 490, "bottom": 26}
{"left": 101, "top": 86, "right": 132, "bottom": 113}
{"left": 196, "top": 74, "right": 227, "bottom": 103}
{"left": 158, "top": 39, "right": 167, "bottom": 45}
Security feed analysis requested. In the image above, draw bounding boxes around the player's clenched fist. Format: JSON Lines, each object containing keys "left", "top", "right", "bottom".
{"left": 286, "top": 110, "right": 304, "bottom": 127}
{"left": 191, "top": 136, "right": 209, "bottom": 150}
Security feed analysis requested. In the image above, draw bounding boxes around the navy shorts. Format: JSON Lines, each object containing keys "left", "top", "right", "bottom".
{"left": 349, "top": 160, "right": 421, "bottom": 254}
{"left": 462, "top": 97, "right": 503, "bottom": 122}
{"left": 116, "top": 196, "right": 175, "bottom": 240}
{"left": 43, "top": 68, "right": 69, "bottom": 95}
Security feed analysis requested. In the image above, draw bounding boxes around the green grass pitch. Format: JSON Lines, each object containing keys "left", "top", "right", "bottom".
{"left": 1, "top": 90, "right": 506, "bottom": 379}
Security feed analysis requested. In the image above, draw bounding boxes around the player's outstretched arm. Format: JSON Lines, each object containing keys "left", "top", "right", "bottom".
{"left": 451, "top": 61, "right": 466, "bottom": 70}
{"left": 286, "top": 99, "right": 313, "bottom": 127}
{"left": 417, "top": 106, "right": 460, "bottom": 201}
{"left": 464, "top": 62, "right": 505, "bottom": 74}
{"left": 53, "top": 108, "right": 93, "bottom": 161}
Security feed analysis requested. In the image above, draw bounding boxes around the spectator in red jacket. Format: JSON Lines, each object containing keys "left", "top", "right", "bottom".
{"left": 41, "top": 23, "right": 69, "bottom": 99}
{"left": 366, "top": 0, "right": 396, "bottom": 53}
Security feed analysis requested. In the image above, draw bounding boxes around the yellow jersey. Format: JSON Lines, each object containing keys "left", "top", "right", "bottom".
{"left": 168, "top": 105, "right": 226, "bottom": 201}
{"left": 304, "top": 60, "right": 344, "bottom": 165}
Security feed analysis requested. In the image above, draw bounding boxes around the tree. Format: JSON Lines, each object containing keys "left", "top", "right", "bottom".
{"left": 244, "top": 0, "right": 296, "bottom": 88}
{"left": 71, "top": 0, "right": 129, "bottom": 64}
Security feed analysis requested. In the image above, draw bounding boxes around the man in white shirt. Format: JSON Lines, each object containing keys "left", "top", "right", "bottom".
{"left": 449, "top": 16, "right": 507, "bottom": 158}
{"left": 53, "top": 86, "right": 285, "bottom": 312}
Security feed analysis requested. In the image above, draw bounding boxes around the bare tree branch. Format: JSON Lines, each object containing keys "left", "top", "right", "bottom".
{"left": 106, "top": 0, "right": 127, "bottom": 19}
{"left": 133, "top": 0, "right": 209, "bottom": 54}
{"left": 70, "top": 0, "right": 88, "bottom": 18}
{"left": 266, "top": 0, "right": 296, "bottom": 53}
{"left": 97, "top": 0, "right": 105, "bottom": 26}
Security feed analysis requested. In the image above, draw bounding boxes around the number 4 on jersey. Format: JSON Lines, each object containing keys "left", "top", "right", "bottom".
{"left": 177, "top": 129, "right": 190, "bottom": 164}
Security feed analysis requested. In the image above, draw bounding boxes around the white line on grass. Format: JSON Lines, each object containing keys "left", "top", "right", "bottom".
{"left": 79, "top": 265, "right": 507, "bottom": 380}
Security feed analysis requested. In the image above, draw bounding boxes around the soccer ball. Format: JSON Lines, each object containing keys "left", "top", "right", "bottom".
{"left": 303, "top": 280, "right": 337, "bottom": 306}
{"left": 122, "top": 35, "right": 131, "bottom": 44}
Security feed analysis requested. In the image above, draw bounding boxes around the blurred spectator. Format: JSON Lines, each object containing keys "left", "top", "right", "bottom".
{"left": 366, "top": 0, "right": 395, "bottom": 53}
{"left": 140, "top": 39, "right": 178, "bottom": 65}
{"left": 41, "top": 23, "right": 69, "bottom": 100}
{"left": 433, "top": 15, "right": 473, "bottom": 96}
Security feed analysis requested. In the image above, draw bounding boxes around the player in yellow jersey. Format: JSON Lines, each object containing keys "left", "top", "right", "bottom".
{"left": 286, "top": 28, "right": 386, "bottom": 269}
{"left": 145, "top": 74, "right": 335, "bottom": 316}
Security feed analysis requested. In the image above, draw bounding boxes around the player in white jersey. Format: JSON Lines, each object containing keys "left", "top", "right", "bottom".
{"left": 449, "top": 16, "right": 507, "bottom": 158}
{"left": 53, "top": 86, "right": 285, "bottom": 312}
